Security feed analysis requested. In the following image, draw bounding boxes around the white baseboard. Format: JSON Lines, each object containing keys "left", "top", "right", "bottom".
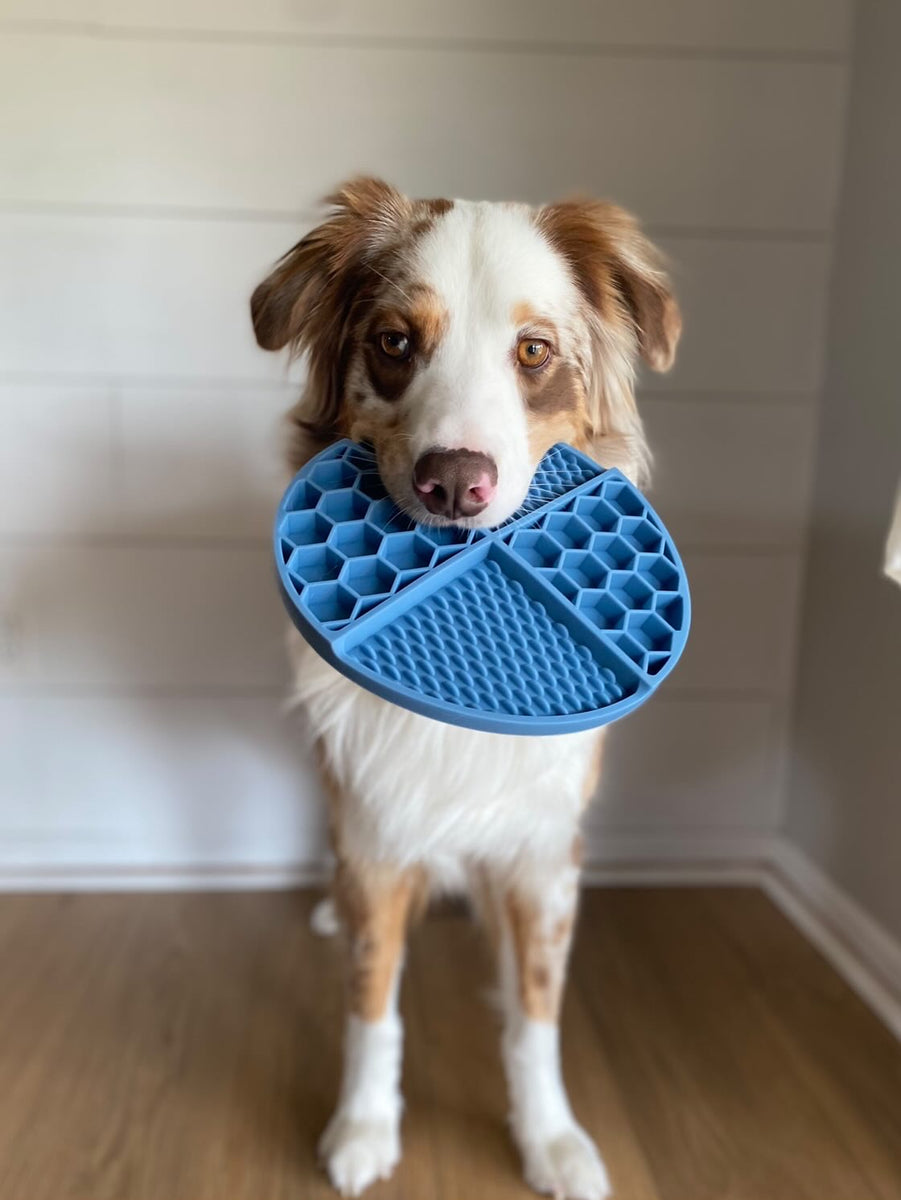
{"left": 0, "top": 830, "right": 771, "bottom": 892}
{"left": 0, "top": 861, "right": 330, "bottom": 892}
{"left": 1, "top": 833, "right": 898, "bottom": 1043}
{"left": 762, "top": 839, "right": 901, "bottom": 1042}
{"left": 581, "top": 828, "right": 775, "bottom": 886}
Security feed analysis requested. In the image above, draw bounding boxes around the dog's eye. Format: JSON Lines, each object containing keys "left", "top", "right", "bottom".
{"left": 516, "top": 338, "right": 551, "bottom": 369}
{"left": 379, "top": 331, "right": 411, "bottom": 361}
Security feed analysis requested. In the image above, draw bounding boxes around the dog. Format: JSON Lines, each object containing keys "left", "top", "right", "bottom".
{"left": 251, "top": 177, "right": 680, "bottom": 1199}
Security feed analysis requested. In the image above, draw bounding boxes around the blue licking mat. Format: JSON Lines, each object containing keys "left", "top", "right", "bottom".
{"left": 274, "top": 440, "right": 690, "bottom": 734}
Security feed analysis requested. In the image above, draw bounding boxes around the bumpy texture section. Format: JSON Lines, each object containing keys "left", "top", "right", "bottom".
{"left": 351, "top": 559, "right": 622, "bottom": 717}
{"left": 510, "top": 443, "right": 600, "bottom": 517}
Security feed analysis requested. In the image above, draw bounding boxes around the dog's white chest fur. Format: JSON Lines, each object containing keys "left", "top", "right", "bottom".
{"left": 290, "top": 633, "right": 597, "bottom": 884}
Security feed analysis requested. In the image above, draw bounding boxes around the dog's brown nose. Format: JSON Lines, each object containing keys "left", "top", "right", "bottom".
{"left": 412, "top": 449, "right": 498, "bottom": 520}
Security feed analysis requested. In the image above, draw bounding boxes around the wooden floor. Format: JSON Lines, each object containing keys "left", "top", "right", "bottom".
{"left": 1, "top": 889, "right": 900, "bottom": 1200}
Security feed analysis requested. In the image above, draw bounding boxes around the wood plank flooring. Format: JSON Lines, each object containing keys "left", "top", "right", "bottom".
{"left": 0, "top": 888, "right": 899, "bottom": 1200}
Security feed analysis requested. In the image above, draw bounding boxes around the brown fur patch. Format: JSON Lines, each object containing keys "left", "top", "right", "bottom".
{"left": 362, "top": 285, "right": 449, "bottom": 403}
{"left": 514, "top": 309, "right": 585, "bottom": 460}
{"left": 530, "top": 964, "right": 551, "bottom": 992}
{"left": 406, "top": 286, "right": 449, "bottom": 359}
{"left": 250, "top": 178, "right": 409, "bottom": 354}
{"left": 372, "top": 286, "right": 449, "bottom": 361}
{"left": 520, "top": 357, "right": 582, "bottom": 416}
{"left": 551, "top": 917, "right": 571, "bottom": 945}
{"left": 250, "top": 178, "right": 454, "bottom": 443}
{"left": 334, "top": 859, "right": 422, "bottom": 1020}
{"left": 511, "top": 300, "right": 541, "bottom": 329}
{"left": 363, "top": 339, "right": 416, "bottom": 403}
{"left": 537, "top": 199, "right": 681, "bottom": 370}
{"left": 527, "top": 407, "right": 585, "bottom": 466}
{"left": 318, "top": 742, "right": 426, "bottom": 1021}
{"left": 571, "top": 834, "right": 585, "bottom": 868}
{"left": 408, "top": 198, "right": 453, "bottom": 240}
{"left": 505, "top": 889, "right": 577, "bottom": 1023}
{"left": 420, "top": 197, "right": 454, "bottom": 217}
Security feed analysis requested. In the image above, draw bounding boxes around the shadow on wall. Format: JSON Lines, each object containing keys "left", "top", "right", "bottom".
{"left": 2, "top": 387, "right": 328, "bottom": 876}
{"left": 789, "top": 499, "right": 901, "bottom": 887}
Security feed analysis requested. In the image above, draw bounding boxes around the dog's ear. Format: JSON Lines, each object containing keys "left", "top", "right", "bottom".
{"left": 251, "top": 177, "right": 411, "bottom": 442}
{"left": 537, "top": 199, "right": 681, "bottom": 371}
{"left": 250, "top": 176, "right": 411, "bottom": 352}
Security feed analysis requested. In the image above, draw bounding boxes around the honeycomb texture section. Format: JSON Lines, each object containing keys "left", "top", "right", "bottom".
{"left": 351, "top": 559, "right": 623, "bottom": 716}
{"left": 274, "top": 439, "right": 690, "bottom": 733}
{"left": 504, "top": 474, "right": 685, "bottom": 675}
{"left": 278, "top": 443, "right": 477, "bottom": 629}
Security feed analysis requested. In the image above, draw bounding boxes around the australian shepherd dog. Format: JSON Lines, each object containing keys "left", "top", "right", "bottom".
{"left": 251, "top": 177, "right": 680, "bottom": 1199}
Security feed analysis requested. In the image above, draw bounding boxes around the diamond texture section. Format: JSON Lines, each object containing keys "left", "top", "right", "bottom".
{"left": 351, "top": 558, "right": 623, "bottom": 716}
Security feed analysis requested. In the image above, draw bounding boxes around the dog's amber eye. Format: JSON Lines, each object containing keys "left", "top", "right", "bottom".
{"left": 379, "top": 331, "right": 411, "bottom": 360}
{"left": 516, "top": 338, "right": 550, "bottom": 369}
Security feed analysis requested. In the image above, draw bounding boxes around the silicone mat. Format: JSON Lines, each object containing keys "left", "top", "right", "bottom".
{"left": 274, "top": 440, "right": 690, "bottom": 734}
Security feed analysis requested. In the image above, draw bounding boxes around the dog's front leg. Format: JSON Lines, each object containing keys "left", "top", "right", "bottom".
{"left": 319, "top": 855, "right": 420, "bottom": 1196}
{"left": 495, "top": 853, "right": 611, "bottom": 1200}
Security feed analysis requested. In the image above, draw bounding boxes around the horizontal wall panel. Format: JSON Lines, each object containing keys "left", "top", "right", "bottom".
{"left": 0, "top": 385, "right": 116, "bottom": 537}
{"left": 642, "top": 395, "right": 817, "bottom": 547}
{"left": 676, "top": 551, "right": 802, "bottom": 694}
{"left": 0, "top": 0, "right": 852, "bottom": 54}
{"left": 0, "top": 695, "right": 325, "bottom": 868}
{"left": 0, "top": 384, "right": 290, "bottom": 539}
{"left": 116, "top": 386, "right": 289, "bottom": 539}
{"left": 0, "top": 544, "right": 287, "bottom": 689}
{"left": 592, "top": 696, "right": 779, "bottom": 830}
{"left": 0, "top": 215, "right": 291, "bottom": 383}
{"left": 655, "top": 237, "right": 830, "bottom": 394}
{"left": 0, "top": 216, "right": 832, "bottom": 394}
{"left": 0, "top": 35, "right": 846, "bottom": 231}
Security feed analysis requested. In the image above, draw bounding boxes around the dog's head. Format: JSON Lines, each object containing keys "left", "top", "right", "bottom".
{"left": 252, "top": 177, "right": 680, "bottom": 527}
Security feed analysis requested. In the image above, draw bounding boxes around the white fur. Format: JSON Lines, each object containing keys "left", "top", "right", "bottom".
{"left": 502, "top": 1021, "right": 610, "bottom": 1200}
{"left": 310, "top": 896, "right": 341, "bottom": 937}
{"left": 319, "top": 998, "right": 404, "bottom": 1195}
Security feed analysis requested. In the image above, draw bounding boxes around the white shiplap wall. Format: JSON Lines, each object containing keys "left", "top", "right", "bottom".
{"left": 0, "top": 1, "right": 850, "bottom": 884}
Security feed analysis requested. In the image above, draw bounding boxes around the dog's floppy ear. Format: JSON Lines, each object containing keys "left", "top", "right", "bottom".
{"left": 250, "top": 176, "right": 411, "bottom": 352}
{"left": 537, "top": 199, "right": 681, "bottom": 371}
{"left": 251, "top": 177, "right": 412, "bottom": 442}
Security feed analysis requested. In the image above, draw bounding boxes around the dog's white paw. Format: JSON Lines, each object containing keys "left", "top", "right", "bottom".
{"left": 520, "top": 1124, "right": 611, "bottom": 1200}
{"left": 318, "top": 1113, "right": 401, "bottom": 1196}
{"left": 310, "top": 897, "right": 341, "bottom": 937}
